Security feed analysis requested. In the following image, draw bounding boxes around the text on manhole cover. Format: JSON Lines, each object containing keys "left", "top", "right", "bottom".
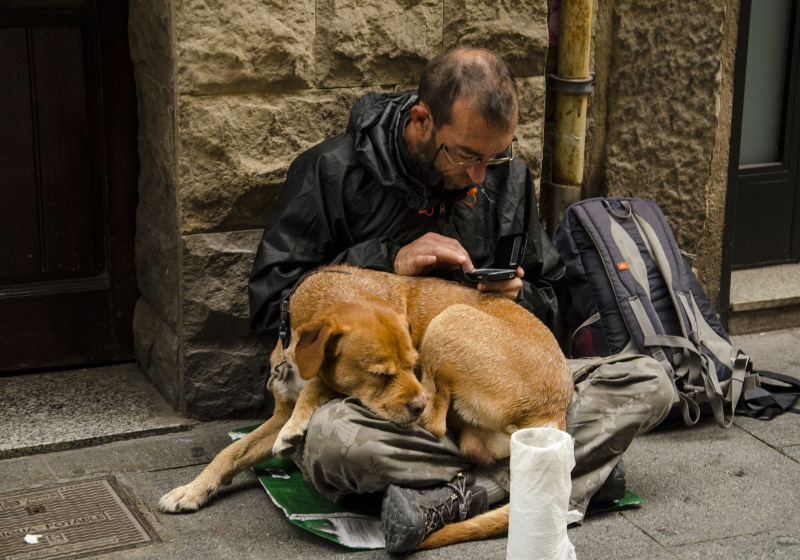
{"left": 0, "top": 478, "right": 153, "bottom": 559}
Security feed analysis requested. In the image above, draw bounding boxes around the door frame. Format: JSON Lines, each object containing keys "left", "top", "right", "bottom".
{"left": 720, "top": 0, "right": 753, "bottom": 328}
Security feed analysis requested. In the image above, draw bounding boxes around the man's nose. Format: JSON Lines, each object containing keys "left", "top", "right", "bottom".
{"left": 466, "top": 164, "right": 487, "bottom": 184}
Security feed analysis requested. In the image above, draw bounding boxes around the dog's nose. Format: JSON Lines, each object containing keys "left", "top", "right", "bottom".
{"left": 407, "top": 395, "right": 426, "bottom": 418}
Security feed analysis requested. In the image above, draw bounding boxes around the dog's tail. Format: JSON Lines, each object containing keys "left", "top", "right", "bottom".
{"left": 416, "top": 502, "right": 509, "bottom": 550}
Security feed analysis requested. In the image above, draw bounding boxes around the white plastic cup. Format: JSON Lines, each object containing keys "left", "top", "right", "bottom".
{"left": 507, "top": 427, "right": 578, "bottom": 560}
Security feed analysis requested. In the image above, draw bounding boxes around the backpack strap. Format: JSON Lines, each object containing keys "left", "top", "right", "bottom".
{"left": 627, "top": 202, "right": 759, "bottom": 427}
{"left": 629, "top": 297, "right": 701, "bottom": 424}
{"left": 570, "top": 200, "right": 670, "bottom": 356}
{"left": 743, "top": 370, "right": 800, "bottom": 419}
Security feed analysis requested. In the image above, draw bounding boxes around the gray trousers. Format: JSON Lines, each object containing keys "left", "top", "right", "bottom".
{"left": 294, "top": 354, "right": 674, "bottom": 517}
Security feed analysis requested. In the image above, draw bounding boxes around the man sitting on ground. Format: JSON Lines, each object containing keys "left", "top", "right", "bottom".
{"left": 249, "top": 47, "right": 673, "bottom": 552}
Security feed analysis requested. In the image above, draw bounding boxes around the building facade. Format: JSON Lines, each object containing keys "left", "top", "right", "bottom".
{"left": 128, "top": 0, "right": 744, "bottom": 419}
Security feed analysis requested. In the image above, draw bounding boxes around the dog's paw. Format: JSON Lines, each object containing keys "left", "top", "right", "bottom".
{"left": 271, "top": 430, "right": 305, "bottom": 457}
{"left": 271, "top": 439, "right": 296, "bottom": 457}
{"left": 283, "top": 432, "right": 305, "bottom": 446}
{"left": 417, "top": 414, "right": 447, "bottom": 439}
{"left": 274, "top": 359, "right": 295, "bottom": 382}
{"left": 158, "top": 481, "right": 217, "bottom": 513}
{"left": 272, "top": 420, "right": 308, "bottom": 457}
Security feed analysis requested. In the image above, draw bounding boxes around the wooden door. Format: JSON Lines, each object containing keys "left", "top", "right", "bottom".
{"left": 732, "top": 0, "right": 800, "bottom": 269}
{"left": 0, "top": 0, "right": 139, "bottom": 370}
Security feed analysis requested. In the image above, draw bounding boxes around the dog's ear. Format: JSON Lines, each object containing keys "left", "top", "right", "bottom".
{"left": 293, "top": 317, "right": 342, "bottom": 380}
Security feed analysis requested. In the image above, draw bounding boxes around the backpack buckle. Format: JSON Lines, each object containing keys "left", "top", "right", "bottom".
{"left": 732, "top": 352, "right": 750, "bottom": 372}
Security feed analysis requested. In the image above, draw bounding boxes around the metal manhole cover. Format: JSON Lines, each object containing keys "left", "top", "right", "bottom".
{"left": 0, "top": 478, "right": 156, "bottom": 560}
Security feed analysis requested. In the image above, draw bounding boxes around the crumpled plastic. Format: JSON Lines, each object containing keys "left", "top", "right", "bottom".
{"left": 24, "top": 534, "right": 43, "bottom": 544}
{"left": 507, "top": 428, "right": 581, "bottom": 560}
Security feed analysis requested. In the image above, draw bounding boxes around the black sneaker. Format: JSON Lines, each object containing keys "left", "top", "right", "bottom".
{"left": 589, "top": 459, "right": 627, "bottom": 504}
{"left": 381, "top": 471, "right": 488, "bottom": 553}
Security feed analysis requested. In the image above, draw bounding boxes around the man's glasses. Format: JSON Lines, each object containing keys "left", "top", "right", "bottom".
{"left": 427, "top": 113, "right": 517, "bottom": 168}
{"left": 438, "top": 137, "right": 517, "bottom": 168}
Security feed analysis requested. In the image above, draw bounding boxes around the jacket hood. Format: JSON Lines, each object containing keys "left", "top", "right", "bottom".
{"left": 346, "top": 91, "right": 465, "bottom": 211}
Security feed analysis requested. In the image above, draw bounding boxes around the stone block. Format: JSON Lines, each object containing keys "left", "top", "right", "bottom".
{"left": 178, "top": 87, "right": 384, "bottom": 234}
{"left": 728, "top": 304, "right": 800, "bottom": 336}
{"left": 603, "top": 0, "right": 726, "bottom": 253}
{"left": 133, "top": 297, "right": 180, "bottom": 409}
{"left": 182, "top": 337, "right": 273, "bottom": 420}
{"left": 181, "top": 230, "right": 263, "bottom": 341}
{"left": 692, "top": 0, "right": 739, "bottom": 310}
{"left": 43, "top": 425, "right": 242, "bottom": 478}
{"left": 136, "top": 195, "right": 180, "bottom": 330}
{"left": 0, "top": 456, "right": 55, "bottom": 493}
{"left": 443, "top": 0, "right": 549, "bottom": 78}
{"left": 128, "top": 0, "right": 174, "bottom": 88}
{"left": 179, "top": 229, "right": 278, "bottom": 418}
{"left": 134, "top": 70, "right": 175, "bottom": 209}
{"left": 174, "top": 0, "right": 315, "bottom": 94}
{"left": 316, "top": 0, "right": 442, "bottom": 88}
{"left": 134, "top": 70, "right": 180, "bottom": 328}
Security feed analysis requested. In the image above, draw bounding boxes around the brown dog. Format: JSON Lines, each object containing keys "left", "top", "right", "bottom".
{"left": 158, "top": 265, "right": 572, "bottom": 550}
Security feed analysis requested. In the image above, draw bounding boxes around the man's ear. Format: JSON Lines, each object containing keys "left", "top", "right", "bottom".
{"left": 410, "top": 104, "right": 433, "bottom": 134}
{"left": 293, "top": 317, "right": 342, "bottom": 380}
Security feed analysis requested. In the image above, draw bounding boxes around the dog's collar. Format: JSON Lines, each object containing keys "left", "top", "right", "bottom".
{"left": 278, "top": 268, "right": 353, "bottom": 348}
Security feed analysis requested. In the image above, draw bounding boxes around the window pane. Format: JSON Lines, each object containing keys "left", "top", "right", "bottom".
{"left": 740, "top": 0, "right": 793, "bottom": 166}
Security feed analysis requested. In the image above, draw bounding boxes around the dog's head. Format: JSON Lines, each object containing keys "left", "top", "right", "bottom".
{"left": 291, "top": 300, "right": 426, "bottom": 425}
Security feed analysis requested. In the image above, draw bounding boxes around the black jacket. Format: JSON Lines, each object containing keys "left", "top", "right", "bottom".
{"left": 249, "top": 91, "right": 565, "bottom": 334}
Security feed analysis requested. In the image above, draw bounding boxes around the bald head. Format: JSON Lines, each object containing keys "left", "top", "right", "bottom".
{"left": 417, "top": 48, "right": 518, "bottom": 132}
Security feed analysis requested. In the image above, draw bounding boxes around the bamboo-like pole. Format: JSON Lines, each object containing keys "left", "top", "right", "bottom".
{"left": 547, "top": 0, "right": 594, "bottom": 235}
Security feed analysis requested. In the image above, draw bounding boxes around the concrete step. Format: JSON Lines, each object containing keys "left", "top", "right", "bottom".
{"left": 0, "top": 362, "right": 192, "bottom": 460}
{"left": 728, "top": 262, "right": 800, "bottom": 335}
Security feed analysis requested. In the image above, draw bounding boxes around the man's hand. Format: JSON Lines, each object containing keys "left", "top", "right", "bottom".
{"left": 464, "top": 267, "right": 524, "bottom": 300}
{"left": 394, "top": 233, "right": 474, "bottom": 276}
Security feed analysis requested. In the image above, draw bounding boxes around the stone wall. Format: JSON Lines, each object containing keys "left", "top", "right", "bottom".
{"left": 128, "top": 0, "right": 552, "bottom": 419}
{"left": 129, "top": 0, "right": 740, "bottom": 419}
{"left": 577, "top": 0, "right": 739, "bottom": 310}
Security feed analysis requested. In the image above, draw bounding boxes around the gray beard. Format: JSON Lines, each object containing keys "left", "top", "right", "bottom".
{"left": 416, "top": 134, "right": 467, "bottom": 191}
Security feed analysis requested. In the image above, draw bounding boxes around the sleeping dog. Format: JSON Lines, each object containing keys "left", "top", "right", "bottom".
{"left": 159, "top": 265, "right": 572, "bottom": 549}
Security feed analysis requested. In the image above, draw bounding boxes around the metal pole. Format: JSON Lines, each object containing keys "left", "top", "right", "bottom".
{"left": 547, "top": 0, "right": 594, "bottom": 236}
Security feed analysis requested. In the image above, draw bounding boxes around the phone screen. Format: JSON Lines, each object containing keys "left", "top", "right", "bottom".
{"left": 509, "top": 235, "right": 523, "bottom": 266}
{"left": 492, "top": 233, "right": 528, "bottom": 269}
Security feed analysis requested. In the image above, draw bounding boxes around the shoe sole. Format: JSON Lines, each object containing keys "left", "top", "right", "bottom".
{"left": 381, "top": 484, "right": 426, "bottom": 553}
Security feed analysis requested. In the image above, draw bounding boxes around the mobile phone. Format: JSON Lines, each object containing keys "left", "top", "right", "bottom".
{"left": 463, "top": 233, "right": 527, "bottom": 282}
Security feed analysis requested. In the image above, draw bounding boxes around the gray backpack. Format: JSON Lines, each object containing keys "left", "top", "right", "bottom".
{"left": 553, "top": 198, "right": 798, "bottom": 426}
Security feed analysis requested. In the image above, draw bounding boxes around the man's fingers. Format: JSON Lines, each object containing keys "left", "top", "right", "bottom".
{"left": 431, "top": 248, "right": 470, "bottom": 269}
{"left": 417, "top": 233, "right": 472, "bottom": 270}
{"left": 477, "top": 278, "right": 523, "bottom": 300}
{"left": 394, "top": 233, "right": 474, "bottom": 276}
